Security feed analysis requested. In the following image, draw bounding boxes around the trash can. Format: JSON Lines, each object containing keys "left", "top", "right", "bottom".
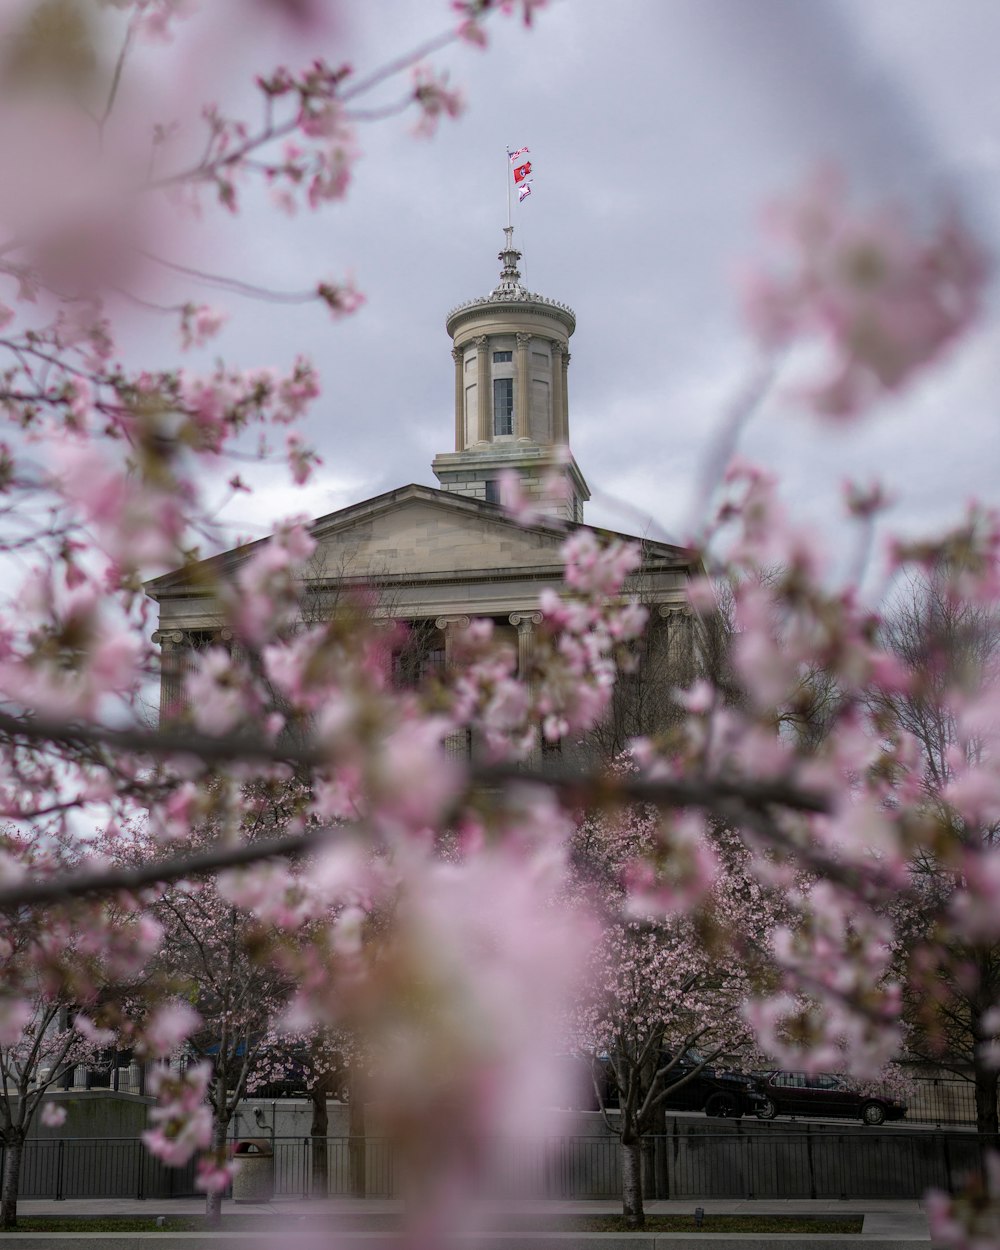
{"left": 232, "top": 1138, "right": 274, "bottom": 1202}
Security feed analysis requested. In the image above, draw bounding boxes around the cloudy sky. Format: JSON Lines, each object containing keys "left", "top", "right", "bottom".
{"left": 153, "top": 0, "right": 1000, "bottom": 583}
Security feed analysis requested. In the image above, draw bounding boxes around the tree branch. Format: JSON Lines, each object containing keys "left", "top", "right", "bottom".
{"left": 0, "top": 828, "right": 326, "bottom": 912}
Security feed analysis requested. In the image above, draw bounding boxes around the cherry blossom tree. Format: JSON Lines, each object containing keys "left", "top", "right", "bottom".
{"left": 150, "top": 867, "right": 286, "bottom": 1217}
{"left": 248, "top": 1026, "right": 353, "bottom": 1198}
{"left": 872, "top": 574, "right": 1000, "bottom": 1144}
{"left": 0, "top": 3, "right": 997, "bottom": 1247}
{"left": 570, "top": 797, "right": 778, "bottom": 1229}
{"left": 0, "top": 828, "right": 161, "bottom": 1228}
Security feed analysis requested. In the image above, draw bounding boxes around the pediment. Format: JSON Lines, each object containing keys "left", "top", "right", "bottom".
{"left": 308, "top": 486, "right": 570, "bottom": 581}
{"left": 146, "top": 484, "right": 693, "bottom": 628}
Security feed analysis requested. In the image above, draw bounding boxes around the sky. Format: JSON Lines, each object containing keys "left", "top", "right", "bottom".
{"left": 139, "top": 0, "right": 1000, "bottom": 584}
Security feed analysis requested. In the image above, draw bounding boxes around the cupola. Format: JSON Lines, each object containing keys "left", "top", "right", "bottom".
{"left": 431, "top": 228, "right": 589, "bottom": 522}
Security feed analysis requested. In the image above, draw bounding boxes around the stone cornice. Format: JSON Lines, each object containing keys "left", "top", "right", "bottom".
{"left": 446, "top": 294, "right": 575, "bottom": 338}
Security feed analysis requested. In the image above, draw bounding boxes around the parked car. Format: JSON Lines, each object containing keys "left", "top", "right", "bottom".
{"left": 599, "top": 1049, "right": 766, "bottom": 1119}
{"left": 753, "top": 1071, "right": 907, "bottom": 1125}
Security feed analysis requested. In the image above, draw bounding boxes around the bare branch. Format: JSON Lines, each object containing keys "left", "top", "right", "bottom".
{"left": 0, "top": 828, "right": 326, "bottom": 912}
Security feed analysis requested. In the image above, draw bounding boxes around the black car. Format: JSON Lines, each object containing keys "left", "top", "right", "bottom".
{"left": 599, "top": 1049, "right": 765, "bottom": 1119}
{"left": 753, "top": 1071, "right": 907, "bottom": 1125}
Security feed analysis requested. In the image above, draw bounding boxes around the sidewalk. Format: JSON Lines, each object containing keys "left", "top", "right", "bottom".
{"left": 4, "top": 1196, "right": 937, "bottom": 1248}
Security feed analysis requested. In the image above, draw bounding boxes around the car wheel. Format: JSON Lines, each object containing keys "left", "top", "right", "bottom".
{"left": 755, "top": 1096, "right": 777, "bottom": 1121}
{"left": 705, "top": 1092, "right": 741, "bottom": 1119}
{"left": 861, "top": 1101, "right": 886, "bottom": 1126}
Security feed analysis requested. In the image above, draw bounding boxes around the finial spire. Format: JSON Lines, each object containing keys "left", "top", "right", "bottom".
{"left": 490, "top": 226, "right": 527, "bottom": 301}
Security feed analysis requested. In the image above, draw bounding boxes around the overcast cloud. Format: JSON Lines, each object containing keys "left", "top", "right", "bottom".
{"left": 162, "top": 0, "right": 1000, "bottom": 584}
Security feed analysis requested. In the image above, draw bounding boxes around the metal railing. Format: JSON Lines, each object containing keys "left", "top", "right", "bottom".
{"left": 2, "top": 1138, "right": 197, "bottom": 1200}
{"left": 2, "top": 1128, "right": 992, "bottom": 1202}
{"left": 890, "top": 1074, "right": 981, "bottom": 1127}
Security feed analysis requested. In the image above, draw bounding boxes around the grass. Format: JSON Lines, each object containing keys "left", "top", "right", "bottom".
{"left": 526, "top": 1214, "right": 864, "bottom": 1232}
{"left": 6, "top": 1212, "right": 865, "bottom": 1235}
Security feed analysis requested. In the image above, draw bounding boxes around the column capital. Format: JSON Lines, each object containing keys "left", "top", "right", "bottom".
{"left": 475, "top": 335, "right": 489, "bottom": 351}
{"left": 515, "top": 331, "right": 532, "bottom": 349}
{"left": 451, "top": 346, "right": 463, "bottom": 364}
{"left": 508, "top": 612, "right": 543, "bottom": 631}
{"left": 435, "top": 614, "right": 472, "bottom": 631}
{"left": 152, "top": 629, "right": 186, "bottom": 648}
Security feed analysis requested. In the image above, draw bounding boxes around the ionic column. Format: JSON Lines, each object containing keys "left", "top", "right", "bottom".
{"left": 551, "top": 342, "right": 567, "bottom": 444}
{"left": 152, "top": 629, "right": 186, "bottom": 722}
{"left": 436, "top": 616, "right": 472, "bottom": 758}
{"left": 659, "top": 603, "right": 693, "bottom": 665}
{"left": 515, "top": 332, "right": 531, "bottom": 441}
{"left": 452, "top": 346, "right": 464, "bottom": 451}
{"left": 475, "top": 335, "right": 492, "bottom": 443}
{"left": 509, "top": 612, "right": 542, "bottom": 681}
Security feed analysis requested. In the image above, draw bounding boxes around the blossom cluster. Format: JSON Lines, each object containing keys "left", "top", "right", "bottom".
{"left": 743, "top": 167, "right": 990, "bottom": 418}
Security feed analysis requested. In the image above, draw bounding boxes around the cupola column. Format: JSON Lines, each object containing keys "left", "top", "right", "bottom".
{"left": 475, "top": 335, "right": 492, "bottom": 443}
{"left": 452, "top": 346, "right": 464, "bottom": 451}
{"left": 551, "top": 342, "right": 567, "bottom": 444}
{"left": 515, "top": 332, "right": 531, "bottom": 441}
{"left": 561, "top": 350, "right": 571, "bottom": 445}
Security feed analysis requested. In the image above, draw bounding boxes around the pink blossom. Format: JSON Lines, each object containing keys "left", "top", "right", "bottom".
{"left": 195, "top": 1156, "right": 236, "bottom": 1194}
{"left": 411, "top": 66, "right": 465, "bottom": 138}
{"left": 143, "top": 1063, "right": 213, "bottom": 1166}
{"left": 73, "top": 1015, "right": 116, "bottom": 1046}
{"left": 40, "top": 1103, "right": 68, "bottom": 1128}
{"left": 317, "top": 278, "right": 365, "bottom": 318}
{"left": 456, "top": 17, "right": 488, "bottom": 47}
{"left": 742, "top": 168, "right": 990, "bottom": 418}
{"left": 180, "top": 304, "right": 227, "bottom": 350}
{"left": 0, "top": 998, "right": 32, "bottom": 1045}
{"left": 144, "top": 1001, "right": 201, "bottom": 1059}
{"left": 184, "top": 649, "right": 253, "bottom": 735}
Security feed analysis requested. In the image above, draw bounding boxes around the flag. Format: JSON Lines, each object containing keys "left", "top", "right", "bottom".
{"left": 513, "top": 161, "right": 532, "bottom": 184}
{"left": 518, "top": 182, "right": 532, "bottom": 203}
{"left": 508, "top": 147, "right": 529, "bottom": 162}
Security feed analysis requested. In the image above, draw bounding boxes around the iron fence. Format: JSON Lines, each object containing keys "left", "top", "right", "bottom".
{"left": 2, "top": 1128, "right": 991, "bottom": 1202}
{"left": 892, "top": 1074, "right": 980, "bottom": 1127}
{"left": 2, "top": 1137, "right": 198, "bottom": 1200}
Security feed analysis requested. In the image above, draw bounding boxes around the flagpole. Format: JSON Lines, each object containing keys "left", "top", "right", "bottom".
{"left": 506, "top": 147, "right": 511, "bottom": 230}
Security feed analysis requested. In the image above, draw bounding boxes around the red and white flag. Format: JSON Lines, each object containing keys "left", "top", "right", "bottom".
{"left": 517, "top": 182, "right": 532, "bottom": 203}
{"left": 508, "top": 146, "right": 529, "bottom": 163}
{"left": 513, "top": 161, "right": 532, "bottom": 184}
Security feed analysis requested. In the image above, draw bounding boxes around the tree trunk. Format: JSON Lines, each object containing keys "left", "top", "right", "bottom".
{"left": 1, "top": 1131, "right": 25, "bottom": 1231}
{"left": 205, "top": 1116, "right": 228, "bottom": 1225}
{"left": 974, "top": 1065, "right": 999, "bottom": 1147}
{"left": 310, "top": 1080, "right": 329, "bottom": 1198}
{"left": 621, "top": 1135, "right": 644, "bottom": 1231}
{"left": 641, "top": 1134, "right": 656, "bottom": 1204}
{"left": 348, "top": 1078, "right": 366, "bottom": 1199}
{"left": 642, "top": 1102, "right": 667, "bottom": 1200}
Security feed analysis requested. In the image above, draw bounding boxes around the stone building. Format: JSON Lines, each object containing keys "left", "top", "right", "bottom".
{"left": 147, "top": 230, "right": 700, "bottom": 739}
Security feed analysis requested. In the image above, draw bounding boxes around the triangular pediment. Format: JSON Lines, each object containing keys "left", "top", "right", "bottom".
{"left": 307, "top": 484, "right": 572, "bottom": 581}
{"left": 146, "top": 484, "right": 694, "bottom": 629}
